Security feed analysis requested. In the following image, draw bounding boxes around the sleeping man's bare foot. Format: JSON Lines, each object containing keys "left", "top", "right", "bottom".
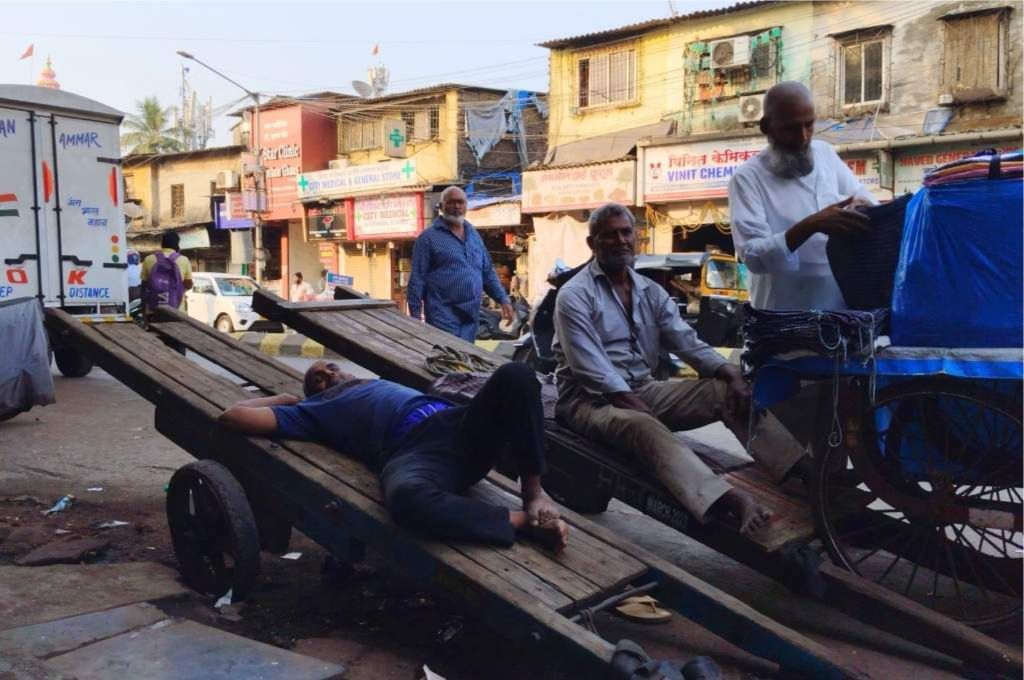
{"left": 715, "top": 488, "right": 773, "bottom": 534}
{"left": 523, "top": 492, "right": 560, "bottom": 528}
{"left": 510, "top": 510, "right": 569, "bottom": 551}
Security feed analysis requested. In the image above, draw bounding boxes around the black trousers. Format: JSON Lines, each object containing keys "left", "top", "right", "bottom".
{"left": 380, "top": 362, "right": 547, "bottom": 546}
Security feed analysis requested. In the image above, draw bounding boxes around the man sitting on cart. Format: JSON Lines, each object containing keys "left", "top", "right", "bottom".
{"left": 219, "top": 361, "right": 569, "bottom": 550}
{"left": 552, "top": 203, "right": 813, "bottom": 534}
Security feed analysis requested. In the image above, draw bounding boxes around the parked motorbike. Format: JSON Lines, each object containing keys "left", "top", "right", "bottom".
{"left": 476, "top": 293, "right": 531, "bottom": 341}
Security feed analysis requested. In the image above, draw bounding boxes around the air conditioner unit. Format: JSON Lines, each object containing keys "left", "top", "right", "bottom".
{"left": 738, "top": 93, "right": 765, "bottom": 123}
{"left": 328, "top": 159, "right": 350, "bottom": 170}
{"left": 709, "top": 38, "right": 750, "bottom": 69}
{"left": 215, "top": 170, "right": 239, "bottom": 190}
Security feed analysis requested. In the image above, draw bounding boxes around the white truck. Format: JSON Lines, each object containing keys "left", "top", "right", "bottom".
{"left": 0, "top": 85, "right": 129, "bottom": 377}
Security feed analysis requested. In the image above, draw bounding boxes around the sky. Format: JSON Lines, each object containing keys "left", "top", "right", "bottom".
{"left": 0, "top": 0, "right": 733, "bottom": 141}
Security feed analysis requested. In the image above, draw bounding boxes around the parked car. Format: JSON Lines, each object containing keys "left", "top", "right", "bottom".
{"left": 185, "top": 273, "right": 284, "bottom": 333}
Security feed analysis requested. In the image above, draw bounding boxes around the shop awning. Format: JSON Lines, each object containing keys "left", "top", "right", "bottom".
{"left": 543, "top": 120, "right": 673, "bottom": 166}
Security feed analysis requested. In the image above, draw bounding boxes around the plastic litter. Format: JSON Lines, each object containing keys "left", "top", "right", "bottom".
{"left": 41, "top": 495, "right": 75, "bottom": 516}
{"left": 55, "top": 529, "right": 71, "bottom": 535}
{"left": 281, "top": 552, "right": 302, "bottom": 560}
{"left": 86, "top": 487, "right": 103, "bottom": 492}
{"left": 214, "top": 589, "right": 233, "bottom": 608}
{"left": 435, "top": 616, "right": 464, "bottom": 644}
{"left": 92, "top": 520, "right": 130, "bottom": 530}
{"left": 422, "top": 666, "right": 446, "bottom": 680}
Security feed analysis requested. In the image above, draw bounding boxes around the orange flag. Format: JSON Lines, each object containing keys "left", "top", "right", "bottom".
{"left": 19, "top": 44, "right": 33, "bottom": 60}
{"left": 371, "top": 44, "right": 379, "bottom": 56}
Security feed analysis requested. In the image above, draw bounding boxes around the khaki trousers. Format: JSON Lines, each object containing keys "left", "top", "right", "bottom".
{"left": 556, "top": 379, "right": 806, "bottom": 522}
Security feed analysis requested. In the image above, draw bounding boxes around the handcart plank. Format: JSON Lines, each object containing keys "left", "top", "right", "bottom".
{"left": 45, "top": 308, "right": 869, "bottom": 680}
{"left": 251, "top": 290, "right": 1023, "bottom": 678}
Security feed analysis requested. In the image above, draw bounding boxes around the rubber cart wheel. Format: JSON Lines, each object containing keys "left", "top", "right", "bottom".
{"left": 214, "top": 314, "right": 234, "bottom": 333}
{"left": 815, "top": 377, "right": 1022, "bottom": 630}
{"left": 53, "top": 346, "right": 93, "bottom": 378}
{"left": 167, "top": 460, "right": 261, "bottom": 600}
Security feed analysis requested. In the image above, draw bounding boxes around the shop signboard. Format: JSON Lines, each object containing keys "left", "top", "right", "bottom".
{"left": 215, "top": 191, "right": 255, "bottom": 229}
{"left": 642, "top": 138, "right": 765, "bottom": 203}
{"left": 467, "top": 200, "right": 522, "bottom": 228}
{"left": 256, "top": 107, "right": 303, "bottom": 221}
{"left": 894, "top": 143, "right": 1019, "bottom": 195}
{"left": 305, "top": 204, "right": 347, "bottom": 240}
{"left": 383, "top": 118, "right": 408, "bottom": 158}
{"left": 326, "top": 272, "right": 354, "bottom": 285}
{"left": 178, "top": 227, "right": 211, "bottom": 250}
{"left": 350, "top": 193, "right": 423, "bottom": 240}
{"left": 522, "top": 160, "right": 635, "bottom": 213}
{"left": 841, "top": 152, "right": 891, "bottom": 201}
{"left": 297, "top": 159, "right": 419, "bottom": 200}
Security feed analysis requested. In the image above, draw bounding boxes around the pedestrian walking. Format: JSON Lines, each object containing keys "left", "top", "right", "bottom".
{"left": 406, "top": 187, "right": 513, "bottom": 342}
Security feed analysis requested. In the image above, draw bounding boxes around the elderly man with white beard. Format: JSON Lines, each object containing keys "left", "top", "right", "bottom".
{"left": 406, "top": 186, "right": 513, "bottom": 341}
{"left": 729, "top": 81, "right": 875, "bottom": 311}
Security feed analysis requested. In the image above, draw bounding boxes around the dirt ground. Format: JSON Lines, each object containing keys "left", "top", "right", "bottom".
{"left": 2, "top": 365, "right": 1015, "bottom": 679}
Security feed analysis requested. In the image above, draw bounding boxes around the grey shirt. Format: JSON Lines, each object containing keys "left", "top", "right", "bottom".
{"left": 553, "top": 260, "right": 729, "bottom": 396}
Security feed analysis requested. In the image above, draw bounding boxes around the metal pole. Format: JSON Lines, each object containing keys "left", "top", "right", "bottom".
{"left": 252, "top": 93, "right": 263, "bottom": 283}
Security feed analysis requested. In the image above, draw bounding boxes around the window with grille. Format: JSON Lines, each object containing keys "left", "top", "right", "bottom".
{"left": 576, "top": 43, "right": 638, "bottom": 110}
{"left": 401, "top": 108, "right": 440, "bottom": 141}
{"left": 171, "top": 184, "right": 185, "bottom": 219}
{"left": 837, "top": 29, "right": 889, "bottom": 108}
{"left": 340, "top": 118, "right": 381, "bottom": 152}
{"left": 941, "top": 9, "right": 1008, "bottom": 101}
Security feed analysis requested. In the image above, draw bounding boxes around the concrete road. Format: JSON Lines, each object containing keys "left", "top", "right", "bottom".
{"left": 0, "top": 356, "right": 979, "bottom": 679}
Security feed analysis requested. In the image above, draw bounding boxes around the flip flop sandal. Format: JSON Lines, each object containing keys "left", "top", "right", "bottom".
{"left": 612, "top": 595, "right": 672, "bottom": 625}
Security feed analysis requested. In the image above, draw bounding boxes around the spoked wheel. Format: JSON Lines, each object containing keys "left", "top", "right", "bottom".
{"left": 816, "top": 378, "right": 1022, "bottom": 630}
{"left": 166, "top": 460, "right": 261, "bottom": 600}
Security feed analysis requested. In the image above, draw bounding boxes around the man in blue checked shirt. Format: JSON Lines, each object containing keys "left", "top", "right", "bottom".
{"left": 406, "top": 186, "right": 514, "bottom": 341}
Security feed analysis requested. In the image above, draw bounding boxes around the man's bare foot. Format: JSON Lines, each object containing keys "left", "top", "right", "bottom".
{"left": 525, "top": 516, "right": 570, "bottom": 551}
{"left": 716, "top": 489, "right": 773, "bottom": 534}
{"left": 523, "top": 493, "right": 561, "bottom": 527}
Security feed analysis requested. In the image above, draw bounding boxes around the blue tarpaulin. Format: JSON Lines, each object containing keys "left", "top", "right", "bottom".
{"left": 891, "top": 177, "right": 1023, "bottom": 348}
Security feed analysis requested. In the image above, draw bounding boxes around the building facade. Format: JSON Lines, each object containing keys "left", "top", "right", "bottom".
{"left": 123, "top": 145, "right": 245, "bottom": 272}
{"left": 531, "top": 0, "right": 1022, "bottom": 280}
{"left": 294, "top": 84, "right": 547, "bottom": 308}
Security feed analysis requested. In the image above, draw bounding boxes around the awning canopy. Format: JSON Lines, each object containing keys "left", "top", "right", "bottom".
{"left": 543, "top": 120, "right": 673, "bottom": 167}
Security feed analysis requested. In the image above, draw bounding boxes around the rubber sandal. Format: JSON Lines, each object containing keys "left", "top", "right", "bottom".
{"left": 612, "top": 595, "right": 672, "bottom": 625}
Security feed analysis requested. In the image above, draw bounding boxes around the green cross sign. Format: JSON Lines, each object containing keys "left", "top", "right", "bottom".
{"left": 389, "top": 128, "right": 405, "bottom": 149}
{"left": 401, "top": 161, "right": 414, "bottom": 179}
{"left": 297, "top": 175, "right": 310, "bottom": 192}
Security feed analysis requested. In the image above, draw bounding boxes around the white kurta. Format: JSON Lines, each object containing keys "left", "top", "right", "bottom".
{"left": 729, "top": 140, "right": 875, "bottom": 311}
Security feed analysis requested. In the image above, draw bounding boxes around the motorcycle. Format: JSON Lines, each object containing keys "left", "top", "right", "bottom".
{"left": 476, "top": 293, "right": 531, "bottom": 341}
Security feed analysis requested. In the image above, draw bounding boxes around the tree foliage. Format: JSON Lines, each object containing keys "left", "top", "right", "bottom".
{"left": 121, "top": 97, "right": 183, "bottom": 154}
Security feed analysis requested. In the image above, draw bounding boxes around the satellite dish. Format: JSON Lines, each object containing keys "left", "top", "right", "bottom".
{"left": 352, "top": 80, "right": 374, "bottom": 98}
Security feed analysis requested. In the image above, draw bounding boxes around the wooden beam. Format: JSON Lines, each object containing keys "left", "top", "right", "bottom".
{"left": 253, "top": 289, "right": 393, "bottom": 316}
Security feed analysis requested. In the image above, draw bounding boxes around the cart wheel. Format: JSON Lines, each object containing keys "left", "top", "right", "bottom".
{"left": 167, "top": 460, "right": 261, "bottom": 600}
{"left": 53, "top": 347, "right": 93, "bottom": 378}
{"left": 815, "top": 378, "right": 1022, "bottom": 630}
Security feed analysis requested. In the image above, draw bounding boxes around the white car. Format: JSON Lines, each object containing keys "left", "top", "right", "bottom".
{"left": 185, "top": 273, "right": 283, "bottom": 333}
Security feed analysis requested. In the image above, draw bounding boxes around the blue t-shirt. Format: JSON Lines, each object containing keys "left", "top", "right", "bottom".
{"left": 270, "top": 380, "right": 452, "bottom": 469}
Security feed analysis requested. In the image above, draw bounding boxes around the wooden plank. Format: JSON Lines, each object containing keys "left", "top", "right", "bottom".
{"left": 469, "top": 483, "right": 647, "bottom": 593}
{"left": 274, "top": 298, "right": 396, "bottom": 313}
{"left": 346, "top": 309, "right": 436, "bottom": 357}
{"left": 722, "top": 467, "right": 814, "bottom": 551}
{"left": 312, "top": 311, "right": 431, "bottom": 373}
{"left": 485, "top": 473, "right": 868, "bottom": 680}
{"left": 151, "top": 306, "right": 304, "bottom": 382}
{"left": 452, "top": 545, "right": 574, "bottom": 611}
{"left": 365, "top": 307, "right": 500, "bottom": 365}
{"left": 149, "top": 321, "right": 304, "bottom": 397}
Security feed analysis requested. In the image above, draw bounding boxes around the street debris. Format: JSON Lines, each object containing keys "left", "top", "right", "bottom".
{"left": 14, "top": 536, "right": 109, "bottom": 566}
{"left": 281, "top": 552, "right": 302, "bottom": 560}
{"left": 435, "top": 615, "right": 465, "bottom": 644}
{"left": 41, "top": 495, "right": 75, "bottom": 516}
{"left": 91, "top": 520, "right": 130, "bottom": 530}
{"left": 86, "top": 487, "right": 104, "bottom": 492}
{"left": 55, "top": 529, "right": 71, "bottom": 535}
{"left": 421, "top": 665, "right": 446, "bottom": 680}
{"left": 214, "top": 589, "right": 233, "bottom": 609}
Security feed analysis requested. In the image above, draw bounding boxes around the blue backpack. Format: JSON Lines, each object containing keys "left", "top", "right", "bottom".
{"left": 146, "top": 251, "right": 184, "bottom": 309}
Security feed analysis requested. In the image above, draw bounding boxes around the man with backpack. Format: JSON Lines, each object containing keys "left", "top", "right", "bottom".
{"left": 141, "top": 231, "right": 193, "bottom": 319}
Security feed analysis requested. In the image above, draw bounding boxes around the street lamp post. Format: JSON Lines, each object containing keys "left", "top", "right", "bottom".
{"left": 176, "top": 50, "right": 265, "bottom": 282}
